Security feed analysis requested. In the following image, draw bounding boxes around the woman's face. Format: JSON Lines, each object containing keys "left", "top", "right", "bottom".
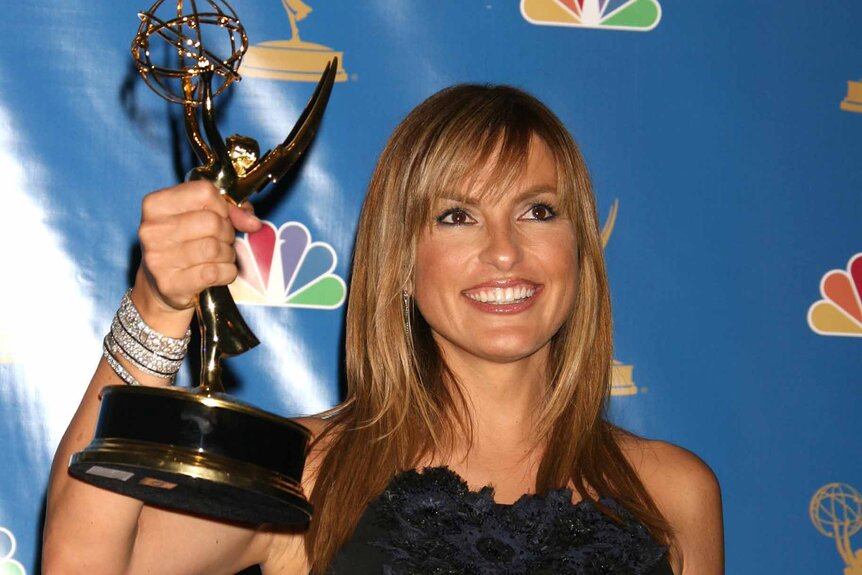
{"left": 413, "top": 137, "right": 578, "bottom": 369}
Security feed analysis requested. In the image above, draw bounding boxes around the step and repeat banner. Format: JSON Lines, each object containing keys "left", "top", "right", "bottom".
{"left": 1, "top": 1, "right": 860, "bottom": 573}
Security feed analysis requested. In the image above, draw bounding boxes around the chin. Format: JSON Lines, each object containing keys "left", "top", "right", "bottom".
{"left": 468, "top": 338, "right": 549, "bottom": 364}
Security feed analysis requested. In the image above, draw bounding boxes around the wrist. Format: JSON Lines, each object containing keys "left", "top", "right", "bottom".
{"left": 103, "top": 288, "right": 192, "bottom": 387}
{"left": 132, "top": 268, "right": 195, "bottom": 338}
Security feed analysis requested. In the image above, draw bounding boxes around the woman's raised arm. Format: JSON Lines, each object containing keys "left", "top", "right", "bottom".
{"left": 41, "top": 180, "right": 293, "bottom": 574}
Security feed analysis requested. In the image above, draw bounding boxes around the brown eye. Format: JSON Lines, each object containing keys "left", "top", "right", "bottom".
{"left": 437, "top": 208, "right": 475, "bottom": 226}
{"left": 523, "top": 203, "right": 557, "bottom": 221}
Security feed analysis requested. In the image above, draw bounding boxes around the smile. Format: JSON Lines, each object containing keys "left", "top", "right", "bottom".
{"left": 463, "top": 285, "right": 537, "bottom": 305}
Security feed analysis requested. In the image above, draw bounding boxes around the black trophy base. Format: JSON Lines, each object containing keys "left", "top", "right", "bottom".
{"left": 69, "top": 385, "right": 312, "bottom": 527}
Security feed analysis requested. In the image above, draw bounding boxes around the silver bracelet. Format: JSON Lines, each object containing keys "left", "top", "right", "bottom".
{"left": 102, "top": 290, "right": 192, "bottom": 385}
{"left": 117, "top": 290, "right": 191, "bottom": 360}
{"left": 103, "top": 335, "right": 142, "bottom": 386}
{"left": 111, "top": 315, "right": 183, "bottom": 377}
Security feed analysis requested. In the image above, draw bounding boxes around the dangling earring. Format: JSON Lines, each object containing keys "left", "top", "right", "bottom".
{"left": 401, "top": 290, "right": 413, "bottom": 343}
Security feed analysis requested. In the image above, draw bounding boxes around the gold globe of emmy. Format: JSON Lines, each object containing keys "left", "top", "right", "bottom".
{"left": 69, "top": 0, "right": 337, "bottom": 527}
{"left": 811, "top": 483, "right": 862, "bottom": 574}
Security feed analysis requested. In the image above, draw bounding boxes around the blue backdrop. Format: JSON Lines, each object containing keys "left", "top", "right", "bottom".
{"left": 1, "top": 1, "right": 860, "bottom": 573}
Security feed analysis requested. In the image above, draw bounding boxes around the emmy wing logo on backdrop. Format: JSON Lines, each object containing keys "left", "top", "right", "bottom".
{"left": 807, "top": 253, "right": 862, "bottom": 337}
{"left": 811, "top": 483, "right": 862, "bottom": 574}
{"left": 521, "top": 0, "right": 661, "bottom": 31}
{"left": 0, "top": 528, "right": 25, "bottom": 575}
{"left": 601, "top": 201, "right": 638, "bottom": 396}
{"left": 230, "top": 220, "right": 346, "bottom": 309}
{"left": 241, "top": 0, "right": 347, "bottom": 82}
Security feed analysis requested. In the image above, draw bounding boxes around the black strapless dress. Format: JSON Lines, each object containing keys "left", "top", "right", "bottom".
{"left": 327, "top": 467, "right": 673, "bottom": 574}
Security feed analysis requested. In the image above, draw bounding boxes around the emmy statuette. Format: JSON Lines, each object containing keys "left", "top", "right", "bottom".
{"left": 69, "top": 0, "right": 337, "bottom": 527}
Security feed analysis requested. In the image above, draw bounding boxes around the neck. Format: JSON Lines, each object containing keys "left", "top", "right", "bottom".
{"left": 439, "top": 344, "right": 550, "bottom": 457}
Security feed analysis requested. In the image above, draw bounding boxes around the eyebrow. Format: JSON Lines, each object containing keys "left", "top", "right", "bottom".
{"left": 439, "top": 184, "right": 558, "bottom": 205}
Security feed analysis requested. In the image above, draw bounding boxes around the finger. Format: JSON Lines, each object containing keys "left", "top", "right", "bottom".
{"left": 140, "top": 209, "right": 236, "bottom": 250}
{"left": 179, "top": 237, "right": 237, "bottom": 269}
{"left": 141, "top": 180, "right": 230, "bottom": 221}
{"left": 239, "top": 200, "right": 256, "bottom": 215}
{"left": 142, "top": 237, "right": 237, "bottom": 288}
{"left": 229, "top": 203, "right": 262, "bottom": 234}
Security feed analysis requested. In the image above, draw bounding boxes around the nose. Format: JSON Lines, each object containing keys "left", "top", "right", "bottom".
{"left": 478, "top": 220, "right": 523, "bottom": 271}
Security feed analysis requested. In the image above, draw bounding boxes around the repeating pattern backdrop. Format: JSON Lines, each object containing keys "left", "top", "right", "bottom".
{"left": 0, "top": 1, "right": 860, "bottom": 573}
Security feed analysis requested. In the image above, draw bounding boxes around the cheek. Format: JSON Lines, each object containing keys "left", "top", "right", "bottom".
{"left": 414, "top": 230, "right": 475, "bottom": 286}
{"left": 537, "top": 233, "right": 579, "bottom": 308}
{"left": 413, "top": 237, "right": 474, "bottom": 330}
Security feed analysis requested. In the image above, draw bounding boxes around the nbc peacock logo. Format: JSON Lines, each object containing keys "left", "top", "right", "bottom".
{"left": 0, "top": 527, "right": 26, "bottom": 575}
{"left": 810, "top": 483, "right": 862, "bottom": 573}
{"left": 807, "top": 253, "right": 862, "bottom": 337}
{"left": 521, "top": 0, "right": 661, "bottom": 32}
{"left": 229, "top": 220, "right": 346, "bottom": 309}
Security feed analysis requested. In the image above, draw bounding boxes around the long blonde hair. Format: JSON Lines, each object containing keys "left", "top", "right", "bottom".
{"left": 307, "top": 84, "right": 670, "bottom": 572}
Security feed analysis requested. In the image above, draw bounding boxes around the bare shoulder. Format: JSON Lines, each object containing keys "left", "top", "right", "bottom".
{"left": 618, "top": 434, "right": 724, "bottom": 575}
{"left": 618, "top": 434, "right": 720, "bottom": 501}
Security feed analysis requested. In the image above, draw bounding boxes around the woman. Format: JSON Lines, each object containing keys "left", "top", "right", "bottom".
{"left": 43, "top": 85, "right": 723, "bottom": 574}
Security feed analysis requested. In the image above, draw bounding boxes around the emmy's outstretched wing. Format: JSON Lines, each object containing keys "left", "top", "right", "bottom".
{"left": 235, "top": 58, "right": 338, "bottom": 202}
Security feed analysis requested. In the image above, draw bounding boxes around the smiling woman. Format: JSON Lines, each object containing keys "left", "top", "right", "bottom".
{"left": 43, "top": 84, "right": 722, "bottom": 575}
{"left": 309, "top": 85, "right": 723, "bottom": 574}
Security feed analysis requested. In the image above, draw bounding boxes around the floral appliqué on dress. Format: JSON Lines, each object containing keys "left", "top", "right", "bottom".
{"left": 367, "top": 467, "right": 668, "bottom": 575}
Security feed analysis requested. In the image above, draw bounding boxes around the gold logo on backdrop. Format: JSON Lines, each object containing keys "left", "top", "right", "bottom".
{"left": 601, "top": 200, "right": 638, "bottom": 396}
{"left": 241, "top": 1, "right": 347, "bottom": 82}
{"left": 842, "top": 78, "right": 862, "bottom": 113}
{"left": 810, "top": 483, "right": 862, "bottom": 573}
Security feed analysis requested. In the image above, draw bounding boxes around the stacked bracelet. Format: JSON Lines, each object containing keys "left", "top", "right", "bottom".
{"left": 103, "top": 334, "right": 143, "bottom": 386}
{"left": 102, "top": 290, "right": 192, "bottom": 385}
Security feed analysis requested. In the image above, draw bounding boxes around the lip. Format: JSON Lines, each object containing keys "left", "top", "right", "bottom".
{"left": 461, "top": 279, "right": 543, "bottom": 314}
{"left": 465, "top": 278, "right": 540, "bottom": 290}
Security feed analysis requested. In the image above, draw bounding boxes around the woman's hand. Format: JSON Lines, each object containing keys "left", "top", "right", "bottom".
{"left": 131, "top": 180, "right": 262, "bottom": 336}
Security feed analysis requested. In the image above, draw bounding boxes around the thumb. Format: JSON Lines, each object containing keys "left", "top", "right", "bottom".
{"left": 229, "top": 202, "right": 263, "bottom": 233}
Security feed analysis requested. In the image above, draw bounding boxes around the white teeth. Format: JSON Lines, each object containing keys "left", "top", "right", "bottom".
{"left": 465, "top": 286, "right": 536, "bottom": 304}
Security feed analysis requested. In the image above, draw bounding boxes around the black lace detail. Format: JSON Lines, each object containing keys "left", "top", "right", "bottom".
{"left": 367, "top": 467, "right": 668, "bottom": 575}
